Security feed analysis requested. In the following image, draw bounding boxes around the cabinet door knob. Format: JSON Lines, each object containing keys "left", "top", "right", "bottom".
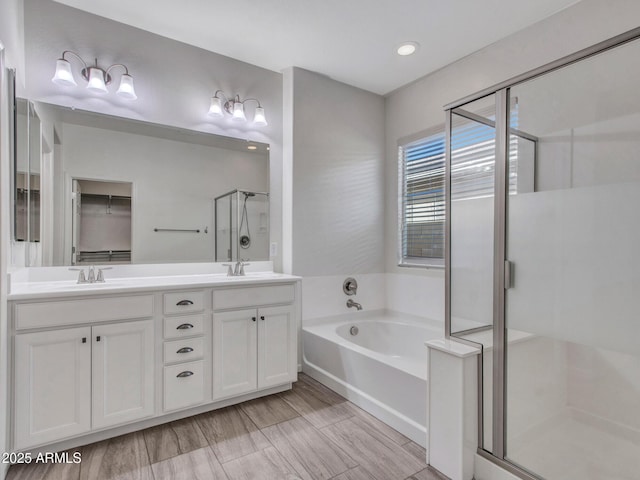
{"left": 177, "top": 347, "right": 194, "bottom": 354}
{"left": 176, "top": 323, "right": 194, "bottom": 330}
{"left": 176, "top": 371, "right": 194, "bottom": 378}
{"left": 252, "top": 317, "right": 256, "bottom": 322}
{"left": 176, "top": 299, "right": 194, "bottom": 306}
{"left": 82, "top": 337, "right": 87, "bottom": 343}
{"left": 260, "top": 316, "right": 265, "bottom": 321}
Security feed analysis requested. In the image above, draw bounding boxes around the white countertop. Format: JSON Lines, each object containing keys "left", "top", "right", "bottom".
{"left": 9, "top": 272, "right": 301, "bottom": 301}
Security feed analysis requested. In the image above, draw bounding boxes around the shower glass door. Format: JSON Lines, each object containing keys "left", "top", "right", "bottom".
{"left": 504, "top": 37, "right": 640, "bottom": 479}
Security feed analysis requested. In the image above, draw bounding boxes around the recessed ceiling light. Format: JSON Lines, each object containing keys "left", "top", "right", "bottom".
{"left": 397, "top": 42, "right": 419, "bottom": 56}
{"left": 247, "top": 145, "right": 257, "bottom": 150}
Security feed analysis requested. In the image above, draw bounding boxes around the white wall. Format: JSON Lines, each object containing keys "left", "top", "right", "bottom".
{"left": 286, "top": 68, "right": 386, "bottom": 320}
{"left": 21, "top": 0, "right": 286, "bottom": 270}
{"left": 0, "top": 1, "right": 24, "bottom": 475}
{"left": 290, "top": 67, "right": 385, "bottom": 277}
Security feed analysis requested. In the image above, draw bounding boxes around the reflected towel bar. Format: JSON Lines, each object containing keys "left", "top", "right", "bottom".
{"left": 154, "top": 228, "right": 201, "bottom": 233}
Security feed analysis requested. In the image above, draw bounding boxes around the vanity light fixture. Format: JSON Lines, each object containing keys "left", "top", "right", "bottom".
{"left": 52, "top": 51, "right": 137, "bottom": 100}
{"left": 208, "top": 90, "right": 268, "bottom": 126}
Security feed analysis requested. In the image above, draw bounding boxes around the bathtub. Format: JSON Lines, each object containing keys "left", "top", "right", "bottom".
{"left": 302, "top": 310, "right": 443, "bottom": 446}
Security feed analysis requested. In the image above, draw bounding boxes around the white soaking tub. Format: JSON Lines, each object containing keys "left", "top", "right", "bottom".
{"left": 302, "top": 310, "right": 443, "bottom": 446}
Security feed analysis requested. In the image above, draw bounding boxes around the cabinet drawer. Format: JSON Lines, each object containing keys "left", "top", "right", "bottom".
{"left": 163, "top": 291, "right": 205, "bottom": 315}
{"left": 163, "top": 315, "right": 205, "bottom": 339}
{"left": 164, "top": 361, "right": 205, "bottom": 412}
{"left": 213, "top": 285, "right": 295, "bottom": 310}
{"left": 14, "top": 295, "right": 154, "bottom": 330}
{"left": 164, "top": 337, "right": 204, "bottom": 364}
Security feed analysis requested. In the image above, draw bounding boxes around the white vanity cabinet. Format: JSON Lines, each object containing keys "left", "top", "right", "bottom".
{"left": 213, "top": 285, "right": 297, "bottom": 400}
{"left": 92, "top": 320, "right": 155, "bottom": 429}
{"left": 14, "top": 327, "right": 92, "bottom": 449}
{"left": 162, "top": 290, "right": 208, "bottom": 413}
{"left": 12, "top": 295, "right": 155, "bottom": 450}
{"left": 9, "top": 275, "right": 300, "bottom": 453}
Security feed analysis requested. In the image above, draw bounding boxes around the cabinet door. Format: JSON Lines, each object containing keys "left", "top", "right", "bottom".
{"left": 92, "top": 320, "right": 155, "bottom": 429}
{"left": 258, "top": 305, "right": 297, "bottom": 389}
{"left": 14, "top": 327, "right": 91, "bottom": 449}
{"left": 213, "top": 309, "right": 257, "bottom": 399}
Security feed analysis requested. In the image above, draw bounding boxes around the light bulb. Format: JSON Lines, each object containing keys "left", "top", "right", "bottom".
{"left": 51, "top": 58, "right": 77, "bottom": 87}
{"left": 208, "top": 96, "right": 223, "bottom": 117}
{"left": 232, "top": 101, "right": 246, "bottom": 122}
{"left": 253, "top": 106, "right": 268, "bottom": 126}
{"left": 116, "top": 74, "right": 137, "bottom": 100}
{"left": 86, "top": 67, "right": 108, "bottom": 93}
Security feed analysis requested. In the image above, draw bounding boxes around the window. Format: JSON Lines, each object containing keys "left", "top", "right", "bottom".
{"left": 398, "top": 103, "right": 531, "bottom": 267}
{"left": 398, "top": 129, "right": 446, "bottom": 267}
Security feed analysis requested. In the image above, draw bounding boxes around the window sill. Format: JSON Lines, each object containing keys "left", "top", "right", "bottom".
{"left": 398, "top": 260, "right": 444, "bottom": 270}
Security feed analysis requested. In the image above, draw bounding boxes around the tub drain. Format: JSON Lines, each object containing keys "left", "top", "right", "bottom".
{"left": 349, "top": 325, "right": 359, "bottom": 336}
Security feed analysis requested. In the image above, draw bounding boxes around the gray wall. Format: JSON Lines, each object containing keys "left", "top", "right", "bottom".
{"left": 288, "top": 67, "right": 385, "bottom": 276}
{"left": 22, "top": 0, "right": 286, "bottom": 270}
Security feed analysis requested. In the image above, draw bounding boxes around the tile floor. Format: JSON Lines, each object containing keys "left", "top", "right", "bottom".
{"left": 7, "top": 374, "right": 448, "bottom": 480}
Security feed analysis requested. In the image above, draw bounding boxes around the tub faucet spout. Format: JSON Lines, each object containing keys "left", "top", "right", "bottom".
{"left": 346, "top": 299, "right": 362, "bottom": 311}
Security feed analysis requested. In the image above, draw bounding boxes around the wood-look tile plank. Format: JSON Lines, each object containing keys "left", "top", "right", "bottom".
{"left": 346, "top": 404, "right": 411, "bottom": 446}
{"left": 79, "top": 432, "right": 153, "bottom": 480}
{"left": 321, "top": 418, "right": 425, "bottom": 480}
{"left": 402, "top": 441, "right": 428, "bottom": 465}
{"left": 195, "top": 405, "right": 271, "bottom": 464}
{"left": 151, "top": 446, "right": 229, "bottom": 480}
{"left": 143, "top": 417, "right": 209, "bottom": 464}
{"left": 222, "top": 446, "right": 301, "bottom": 480}
{"left": 406, "top": 466, "right": 450, "bottom": 480}
{"left": 297, "top": 374, "right": 347, "bottom": 404}
{"left": 6, "top": 450, "right": 81, "bottom": 480}
{"left": 262, "top": 416, "right": 356, "bottom": 480}
{"left": 239, "top": 394, "right": 300, "bottom": 429}
{"left": 330, "top": 466, "right": 377, "bottom": 480}
{"left": 279, "top": 378, "right": 354, "bottom": 429}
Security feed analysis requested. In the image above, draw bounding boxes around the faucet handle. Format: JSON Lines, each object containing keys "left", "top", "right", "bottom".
{"left": 96, "top": 267, "right": 112, "bottom": 283}
{"left": 222, "top": 263, "right": 234, "bottom": 276}
{"left": 69, "top": 267, "right": 87, "bottom": 284}
{"left": 238, "top": 261, "right": 250, "bottom": 276}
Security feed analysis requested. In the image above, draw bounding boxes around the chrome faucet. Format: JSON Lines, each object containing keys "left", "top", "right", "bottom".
{"left": 223, "top": 260, "right": 250, "bottom": 277}
{"left": 68, "top": 266, "right": 111, "bottom": 284}
{"left": 234, "top": 260, "right": 250, "bottom": 276}
{"left": 346, "top": 299, "right": 363, "bottom": 311}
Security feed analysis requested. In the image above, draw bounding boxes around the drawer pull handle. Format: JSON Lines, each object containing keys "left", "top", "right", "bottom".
{"left": 176, "top": 300, "right": 194, "bottom": 306}
{"left": 177, "top": 371, "right": 194, "bottom": 378}
{"left": 260, "top": 316, "right": 265, "bottom": 321}
{"left": 176, "top": 323, "right": 194, "bottom": 330}
{"left": 177, "top": 347, "right": 194, "bottom": 354}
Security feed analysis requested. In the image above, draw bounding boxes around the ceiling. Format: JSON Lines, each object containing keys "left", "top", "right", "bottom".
{"left": 53, "top": 0, "right": 580, "bottom": 95}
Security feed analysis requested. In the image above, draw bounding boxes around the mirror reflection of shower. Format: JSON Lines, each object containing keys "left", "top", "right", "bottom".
{"left": 214, "top": 189, "right": 269, "bottom": 262}
{"left": 239, "top": 191, "right": 255, "bottom": 249}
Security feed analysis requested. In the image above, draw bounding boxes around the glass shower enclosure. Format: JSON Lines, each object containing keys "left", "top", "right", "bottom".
{"left": 446, "top": 28, "right": 640, "bottom": 480}
{"left": 214, "top": 189, "right": 269, "bottom": 262}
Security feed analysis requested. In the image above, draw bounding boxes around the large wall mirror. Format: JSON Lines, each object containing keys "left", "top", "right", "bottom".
{"left": 13, "top": 99, "right": 270, "bottom": 266}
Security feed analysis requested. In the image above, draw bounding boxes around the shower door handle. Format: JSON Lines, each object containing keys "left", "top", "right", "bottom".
{"left": 504, "top": 260, "right": 513, "bottom": 289}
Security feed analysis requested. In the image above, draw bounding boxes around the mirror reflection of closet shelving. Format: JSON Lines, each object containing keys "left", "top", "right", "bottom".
{"left": 72, "top": 179, "right": 132, "bottom": 265}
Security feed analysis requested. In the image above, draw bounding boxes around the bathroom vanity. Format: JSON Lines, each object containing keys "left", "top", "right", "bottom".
{"left": 8, "top": 269, "right": 300, "bottom": 452}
